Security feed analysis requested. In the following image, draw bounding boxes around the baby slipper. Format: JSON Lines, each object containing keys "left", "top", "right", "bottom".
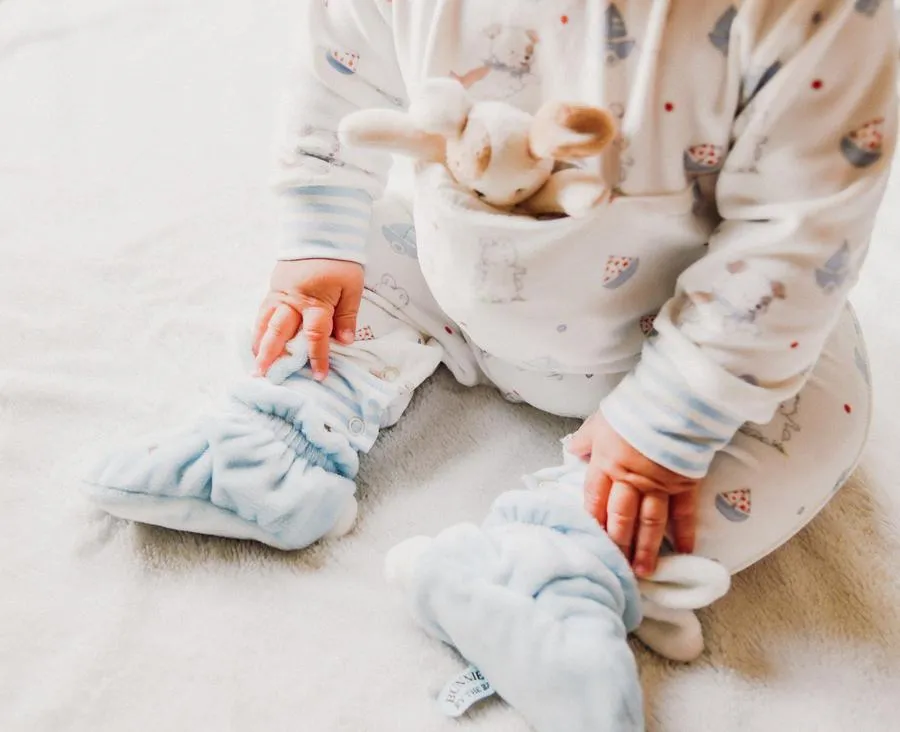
{"left": 80, "top": 336, "right": 397, "bottom": 550}
{"left": 385, "top": 488, "right": 644, "bottom": 732}
{"left": 81, "top": 376, "right": 362, "bottom": 550}
{"left": 530, "top": 437, "right": 732, "bottom": 662}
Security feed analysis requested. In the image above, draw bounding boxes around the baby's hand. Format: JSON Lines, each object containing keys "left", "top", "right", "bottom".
{"left": 568, "top": 414, "right": 700, "bottom": 578}
{"left": 253, "top": 259, "right": 364, "bottom": 379}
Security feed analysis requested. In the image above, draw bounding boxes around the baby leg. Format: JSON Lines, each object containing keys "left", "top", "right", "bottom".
{"left": 81, "top": 196, "right": 476, "bottom": 549}
{"left": 479, "top": 304, "right": 870, "bottom": 574}
{"left": 691, "top": 306, "right": 871, "bottom": 573}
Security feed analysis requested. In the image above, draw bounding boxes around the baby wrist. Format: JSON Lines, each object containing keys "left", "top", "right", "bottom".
{"left": 276, "top": 184, "right": 373, "bottom": 264}
{"left": 599, "top": 342, "right": 743, "bottom": 479}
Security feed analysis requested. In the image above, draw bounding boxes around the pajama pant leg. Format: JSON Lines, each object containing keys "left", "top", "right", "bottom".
{"left": 480, "top": 307, "right": 871, "bottom": 574}
{"left": 349, "top": 194, "right": 480, "bottom": 429}
{"left": 278, "top": 191, "right": 482, "bottom": 437}
{"left": 691, "top": 306, "right": 871, "bottom": 573}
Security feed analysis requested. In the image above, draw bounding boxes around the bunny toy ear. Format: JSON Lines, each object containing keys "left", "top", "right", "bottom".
{"left": 338, "top": 109, "right": 446, "bottom": 162}
{"left": 408, "top": 77, "right": 474, "bottom": 139}
{"left": 529, "top": 102, "right": 617, "bottom": 161}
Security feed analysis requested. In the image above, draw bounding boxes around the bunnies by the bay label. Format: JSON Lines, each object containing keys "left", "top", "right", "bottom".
{"left": 437, "top": 665, "right": 496, "bottom": 717}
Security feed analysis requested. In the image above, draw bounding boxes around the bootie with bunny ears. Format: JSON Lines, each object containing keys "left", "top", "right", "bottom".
{"left": 80, "top": 333, "right": 397, "bottom": 550}
{"left": 519, "top": 442, "right": 731, "bottom": 661}
{"left": 385, "top": 488, "right": 645, "bottom": 732}
{"left": 384, "top": 442, "right": 731, "bottom": 731}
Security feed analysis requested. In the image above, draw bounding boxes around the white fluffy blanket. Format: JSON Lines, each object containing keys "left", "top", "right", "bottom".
{"left": 2, "top": 1, "right": 899, "bottom": 729}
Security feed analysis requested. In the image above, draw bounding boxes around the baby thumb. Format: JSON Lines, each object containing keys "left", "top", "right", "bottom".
{"left": 566, "top": 416, "right": 596, "bottom": 458}
{"left": 333, "top": 287, "right": 362, "bottom": 344}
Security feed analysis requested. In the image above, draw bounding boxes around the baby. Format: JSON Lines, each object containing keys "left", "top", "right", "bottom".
{"left": 86, "top": 1, "right": 896, "bottom": 582}
{"left": 251, "top": 0, "right": 896, "bottom": 578}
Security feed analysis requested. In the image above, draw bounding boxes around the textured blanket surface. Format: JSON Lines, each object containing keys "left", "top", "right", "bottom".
{"left": 2, "top": 1, "right": 899, "bottom": 730}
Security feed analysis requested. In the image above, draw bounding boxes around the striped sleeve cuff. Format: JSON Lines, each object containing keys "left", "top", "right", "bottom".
{"left": 599, "top": 338, "right": 744, "bottom": 479}
{"left": 276, "top": 185, "right": 374, "bottom": 264}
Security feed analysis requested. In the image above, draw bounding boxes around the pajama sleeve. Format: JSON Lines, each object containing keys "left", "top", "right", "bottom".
{"left": 600, "top": 0, "right": 898, "bottom": 479}
{"left": 271, "top": 0, "right": 407, "bottom": 264}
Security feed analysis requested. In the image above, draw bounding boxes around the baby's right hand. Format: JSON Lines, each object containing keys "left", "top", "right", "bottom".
{"left": 253, "top": 258, "right": 364, "bottom": 380}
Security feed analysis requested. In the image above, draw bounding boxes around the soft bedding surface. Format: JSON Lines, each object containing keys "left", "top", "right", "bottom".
{"left": 1, "top": 1, "right": 899, "bottom": 730}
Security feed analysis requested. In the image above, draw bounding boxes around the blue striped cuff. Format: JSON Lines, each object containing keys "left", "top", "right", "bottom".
{"left": 599, "top": 339, "right": 743, "bottom": 478}
{"left": 276, "top": 185, "right": 373, "bottom": 264}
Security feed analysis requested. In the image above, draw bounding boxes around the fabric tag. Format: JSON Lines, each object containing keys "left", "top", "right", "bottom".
{"left": 436, "top": 665, "right": 496, "bottom": 717}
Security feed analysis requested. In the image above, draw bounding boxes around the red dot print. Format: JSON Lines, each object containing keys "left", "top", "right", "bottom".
{"left": 444, "top": 325, "right": 453, "bottom": 335}
{"left": 812, "top": 79, "right": 823, "bottom": 90}
{"left": 664, "top": 102, "right": 675, "bottom": 112}
{"left": 790, "top": 341, "right": 799, "bottom": 349}
{"left": 844, "top": 403, "right": 853, "bottom": 414}
{"left": 560, "top": 15, "right": 569, "bottom": 24}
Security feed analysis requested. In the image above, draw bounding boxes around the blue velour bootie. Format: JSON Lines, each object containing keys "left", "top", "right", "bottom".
{"left": 384, "top": 444, "right": 731, "bottom": 730}
{"left": 81, "top": 337, "right": 398, "bottom": 550}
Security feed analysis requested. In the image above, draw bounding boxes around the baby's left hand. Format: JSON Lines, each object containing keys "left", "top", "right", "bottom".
{"left": 568, "top": 414, "right": 701, "bottom": 578}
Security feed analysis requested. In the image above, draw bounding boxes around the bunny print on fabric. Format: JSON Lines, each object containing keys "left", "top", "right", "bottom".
{"left": 452, "top": 24, "right": 541, "bottom": 99}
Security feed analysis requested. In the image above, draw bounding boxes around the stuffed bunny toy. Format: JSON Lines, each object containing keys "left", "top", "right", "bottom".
{"left": 384, "top": 442, "right": 731, "bottom": 732}
{"left": 338, "top": 77, "right": 617, "bottom": 217}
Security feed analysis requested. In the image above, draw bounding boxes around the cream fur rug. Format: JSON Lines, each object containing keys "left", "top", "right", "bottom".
{"left": 1, "top": 1, "right": 898, "bottom": 729}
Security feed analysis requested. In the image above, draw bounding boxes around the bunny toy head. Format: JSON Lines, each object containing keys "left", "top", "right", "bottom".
{"left": 338, "top": 78, "right": 617, "bottom": 217}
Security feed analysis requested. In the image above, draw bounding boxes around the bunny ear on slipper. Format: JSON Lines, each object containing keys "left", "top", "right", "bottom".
{"left": 634, "top": 555, "right": 731, "bottom": 663}
{"left": 635, "top": 602, "right": 706, "bottom": 663}
{"left": 639, "top": 554, "right": 731, "bottom": 610}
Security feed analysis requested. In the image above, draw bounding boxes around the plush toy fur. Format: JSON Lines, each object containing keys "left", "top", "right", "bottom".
{"left": 338, "top": 78, "right": 617, "bottom": 217}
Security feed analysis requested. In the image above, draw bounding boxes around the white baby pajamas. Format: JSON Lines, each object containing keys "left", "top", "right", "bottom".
{"left": 265, "top": 0, "right": 895, "bottom": 567}
{"left": 84, "top": 0, "right": 896, "bottom": 573}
